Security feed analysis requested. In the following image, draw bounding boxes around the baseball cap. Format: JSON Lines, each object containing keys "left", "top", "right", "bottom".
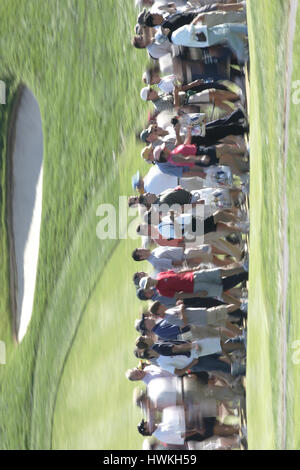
{"left": 140, "top": 128, "right": 152, "bottom": 143}
{"left": 135, "top": 312, "right": 147, "bottom": 332}
{"left": 144, "top": 12, "right": 155, "bottom": 27}
{"left": 132, "top": 171, "right": 142, "bottom": 190}
{"left": 153, "top": 143, "right": 165, "bottom": 161}
{"left": 139, "top": 276, "right": 149, "bottom": 290}
{"left": 140, "top": 86, "right": 151, "bottom": 101}
{"left": 136, "top": 288, "right": 148, "bottom": 301}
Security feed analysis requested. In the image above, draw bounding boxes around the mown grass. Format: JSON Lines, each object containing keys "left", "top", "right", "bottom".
{"left": 0, "top": 76, "right": 19, "bottom": 350}
{"left": 247, "top": 0, "right": 300, "bottom": 449}
{"left": 51, "top": 229, "right": 149, "bottom": 450}
{"left": 0, "top": 0, "right": 150, "bottom": 449}
{"left": 285, "top": 3, "right": 300, "bottom": 450}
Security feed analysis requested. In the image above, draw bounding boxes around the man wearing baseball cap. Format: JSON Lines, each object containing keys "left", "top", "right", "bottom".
{"left": 140, "top": 124, "right": 176, "bottom": 146}
{"left": 135, "top": 304, "right": 189, "bottom": 341}
{"left": 138, "top": 262, "right": 248, "bottom": 305}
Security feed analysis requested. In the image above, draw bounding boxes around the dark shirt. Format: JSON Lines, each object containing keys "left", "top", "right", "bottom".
{"left": 157, "top": 188, "right": 192, "bottom": 206}
{"left": 162, "top": 6, "right": 220, "bottom": 41}
{"left": 162, "top": 11, "right": 198, "bottom": 41}
{"left": 152, "top": 340, "right": 191, "bottom": 357}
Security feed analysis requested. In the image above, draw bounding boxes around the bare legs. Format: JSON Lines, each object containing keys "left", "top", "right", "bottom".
{"left": 216, "top": 144, "right": 249, "bottom": 175}
{"left": 209, "top": 89, "right": 240, "bottom": 113}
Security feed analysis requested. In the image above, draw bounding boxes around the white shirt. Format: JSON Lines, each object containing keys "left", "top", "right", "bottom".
{"left": 172, "top": 24, "right": 209, "bottom": 48}
{"left": 157, "top": 354, "right": 193, "bottom": 375}
{"left": 193, "top": 338, "right": 222, "bottom": 357}
{"left": 153, "top": 406, "right": 185, "bottom": 445}
{"left": 147, "top": 377, "right": 179, "bottom": 408}
{"left": 148, "top": 247, "right": 184, "bottom": 275}
{"left": 144, "top": 165, "right": 178, "bottom": 195}
{"left": 158, "top": 74, "right": 176, "bottom": 93}
{"left": 142, "top": 364, "right": 173, "bottom": 386}
{"left": 148, "top": 252, "right": 173, "bottom": 272}
{"left": 147, "top": 39, "right": 172, "bottom": 59}
{"left": 152, "top": 246, "right": 184, "bottom": 261}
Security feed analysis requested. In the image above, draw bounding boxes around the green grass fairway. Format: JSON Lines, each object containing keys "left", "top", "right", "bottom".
{"left": 247, "top": 0, "right": 300, "bottom": 450}
{"left": 51, "top": 235, "right": 148, "bottom": 450}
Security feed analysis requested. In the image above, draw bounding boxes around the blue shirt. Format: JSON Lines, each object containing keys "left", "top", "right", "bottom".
{"left": 147, "top": 253, "right": 173, "bottom": 272}
{"left": 156, "top": 162, "right": 184, "bottom": 178}
{"left": 152, "top": 320, "right": 182, "bottom": 341}
{"left": 152, "top": 320, "right": 191, "bottom": 341}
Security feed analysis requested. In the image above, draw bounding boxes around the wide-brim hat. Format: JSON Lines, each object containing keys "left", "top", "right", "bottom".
{"left": 137, "top": 8, "right": 147, "bottom": 26}
{"left": 141, "top": 144, "right": 153, "bottom": 162}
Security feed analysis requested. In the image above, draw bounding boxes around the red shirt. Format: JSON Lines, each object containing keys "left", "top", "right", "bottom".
{"left": 168, "top": 144, "right": 197, "bottom": 168}
{"left": 156, "top": 270, "right": 194, "bottom": 298}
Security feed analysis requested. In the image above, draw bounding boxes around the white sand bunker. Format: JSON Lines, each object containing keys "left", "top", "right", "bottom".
{"left": 9, "top": 86, "right": 43, "bottom": 342}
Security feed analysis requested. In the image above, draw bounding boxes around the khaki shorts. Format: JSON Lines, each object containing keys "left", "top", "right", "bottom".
{"left": 188, "top": 90, "right": 211, "bottom": 104}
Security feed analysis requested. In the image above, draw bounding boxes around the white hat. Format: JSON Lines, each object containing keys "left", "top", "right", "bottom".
{"left": 139, "top": 276, "right": 149, "bottom": 290}
{"left": 140, "top": 86, "right": 150, "bottom": 101}
{"left": 135, "top": 0, "right": 143, "bottom": 9}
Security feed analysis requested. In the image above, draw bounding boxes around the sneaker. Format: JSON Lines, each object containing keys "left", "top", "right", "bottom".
{"left": 242, "top": 255, "right": 249, "bottom": 272}
{"left": 241, "top": 182, "right": 249, "bottom": 196}
{"left": 231, "top": 361, "right": 246, "bottom": 376}
{"left": 240, "top": 436, "right": 248, "bottom": 450}
{"left": 227, "top": 329, "right": 247, "bottom": 346}
{"left": 242, "top": 329, "right": 247, "bottom": 349}
{"left": 239, "top": 173, "right": 249, "bottom": 185}
{"left": 237, "top": 103, "right": 247, "bottom": 120}
{"left": 241, "top": 425, "right": 248, "bottom": 439}
{"left": 225, "top": 336, "right": 244, "bottom": 345}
